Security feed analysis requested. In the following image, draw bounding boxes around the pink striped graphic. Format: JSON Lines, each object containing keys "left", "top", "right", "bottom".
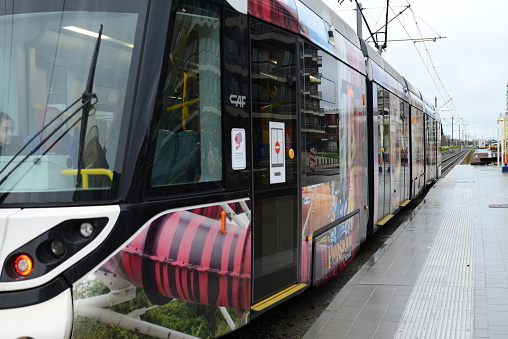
{"left": 100, "top": 203, "right": 252, "bottom": 310}
{"left": 248, "top": 0, "right": 299, "bottom": 33}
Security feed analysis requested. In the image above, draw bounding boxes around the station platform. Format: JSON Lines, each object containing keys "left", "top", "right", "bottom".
{"left": 303, "top": 164, "right": 508, "bottom": 339}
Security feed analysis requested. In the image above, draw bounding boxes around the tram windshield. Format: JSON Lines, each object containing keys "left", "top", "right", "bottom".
{"left": 0, "top": 1, "right": 146, "bottom": 203}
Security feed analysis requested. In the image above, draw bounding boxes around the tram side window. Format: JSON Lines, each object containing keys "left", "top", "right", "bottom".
{"left": 301, "top": 41, "right": 340, "bottom": 184}
{"left": 150, "top": 1, "right": 222, "bottom": 189}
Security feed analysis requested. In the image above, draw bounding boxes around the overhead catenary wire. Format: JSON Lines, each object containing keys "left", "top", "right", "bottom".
{"left": 353, "top": 0, "right": 454, "bottom": 111}
{"left": 391, "top": 1, "right": 464, "bottom": 124}
{"left": 356, "top": 1, "right": 449, "bottom": 102}
{"left": 412, "top": 10, "right": 444, "bottom": 39}
{"left": 336, "top": 0, "right": 467, "bottom": 136}
{"left": 365, "top": 4, "right": 411, "bottom": 42}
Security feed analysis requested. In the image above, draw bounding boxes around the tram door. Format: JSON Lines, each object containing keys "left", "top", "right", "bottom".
{"left": 250, "top": 22, "right": 299, "bottom": 303}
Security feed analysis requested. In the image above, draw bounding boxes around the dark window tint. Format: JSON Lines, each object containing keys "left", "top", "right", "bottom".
{"left": 149, "top": 0, "right": 222, "bottom": 190}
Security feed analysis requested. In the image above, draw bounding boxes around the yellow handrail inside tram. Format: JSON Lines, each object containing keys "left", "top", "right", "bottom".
{"left": 166, "top": 98, "right": 200, "bottom": 112}
{"left": 62, "top": 168, "right": 114, "bottom": 189}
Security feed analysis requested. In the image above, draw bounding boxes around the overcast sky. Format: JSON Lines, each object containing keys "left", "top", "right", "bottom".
{"left": 322, "top": 0, "right": 508, "bottom": 142}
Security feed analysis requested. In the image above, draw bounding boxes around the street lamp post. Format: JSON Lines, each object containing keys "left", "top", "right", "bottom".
{"left": 499, "top": 112, "right": 508, "bottom": 172}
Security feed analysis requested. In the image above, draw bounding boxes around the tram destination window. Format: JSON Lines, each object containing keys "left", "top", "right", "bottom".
{"left": 149, "top": 1, "right": 222, "bottom": 190}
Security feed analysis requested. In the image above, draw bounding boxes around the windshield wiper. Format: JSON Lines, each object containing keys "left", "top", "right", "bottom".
{"left": 0, "top": 25, "right": 103, "bottom": 188}
{"left": 76, "top": 24, "right": 103, "bottom": 187}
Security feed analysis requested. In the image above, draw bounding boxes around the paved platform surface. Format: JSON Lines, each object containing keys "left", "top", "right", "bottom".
{"left": 303, "top": 164, "right": 508, "bottom": 339}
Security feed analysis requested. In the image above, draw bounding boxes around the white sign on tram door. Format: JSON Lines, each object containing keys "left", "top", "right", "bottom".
{"left": 231, "top": 128, "right": 246, "bottom": 170}
{"left": 269, "top": 121, "right": 286, "bottom": 184}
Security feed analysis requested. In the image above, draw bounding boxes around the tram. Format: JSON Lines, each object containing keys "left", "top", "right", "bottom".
{"left": 0, "top": 0, "right": 441, "bottom": 338}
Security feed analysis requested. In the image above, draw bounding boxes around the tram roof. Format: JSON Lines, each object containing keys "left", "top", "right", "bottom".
{"left": 299, "top": 0, "right": 361, "bottom": 50}
{"left": 361, "top": 41, "right": 405, "bottom": 87}
{"left": 359, "top": 40, "right": 408, "bottom": 100}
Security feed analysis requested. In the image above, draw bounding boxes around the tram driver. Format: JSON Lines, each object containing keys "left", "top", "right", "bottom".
{"left": 0, "top": 112, "right": 23, "bottom": 156}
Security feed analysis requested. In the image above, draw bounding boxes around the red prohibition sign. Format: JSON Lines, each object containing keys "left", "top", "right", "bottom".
{"left": 275, "top": 141, "right": 281, "bottom": 154}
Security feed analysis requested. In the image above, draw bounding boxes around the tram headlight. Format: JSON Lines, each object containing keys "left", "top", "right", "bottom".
{"left": 1, "top": 217, "right": 108, "bottom": 281}
{"left": 79, "top": 222, "right": 94, "bottom": 238}
{"left": 49, "top": 240, "right": 66, "bottom": 257}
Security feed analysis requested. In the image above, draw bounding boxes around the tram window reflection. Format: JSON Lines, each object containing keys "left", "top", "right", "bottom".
{"left": 301, "top": 42, "right": 340, "bottom": 186}
{"left": 150, "top": 0, "right": 222, "bottom": 189}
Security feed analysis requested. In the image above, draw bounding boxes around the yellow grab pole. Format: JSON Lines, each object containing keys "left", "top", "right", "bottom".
{"left": 182, "top": 70, "right": 189, "bottom": 131}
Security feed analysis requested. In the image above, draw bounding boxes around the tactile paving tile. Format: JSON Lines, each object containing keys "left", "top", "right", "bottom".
{"left": 394, "top": 183, "right": 474, "bottom": 339}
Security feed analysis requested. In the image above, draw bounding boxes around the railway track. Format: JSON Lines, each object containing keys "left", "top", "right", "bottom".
{"left": 441, "top": 147, "right": 473, "bottom": 174}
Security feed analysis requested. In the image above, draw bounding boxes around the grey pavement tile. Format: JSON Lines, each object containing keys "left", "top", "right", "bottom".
{"left": 394, "top": 285, "right": 413, "bottom": 297}
{"left": 359, "top": 277, "right": 384, "bottom": 285}
{"left": 489, "top": 315, "right": 508, "bottom": 326}
{"left": 486, "top": 298, "right": 508, "bottom": 305}
{"left": 342, "top": 299, "right": 368, "bottom": 307}
{"left": 321, "top": 324, "right": 351, "bottom": 337}
{"left": 331, "top": 310, "right": 362, "bottom": 321}
{"left": 349, "top": 321, "right": 379, "bottom": 334}
{"left": 354, "top": 313, "right": 384, "bottom": 324}
{"left": 474, "top": 308, "right": 488, "bottom": 320}
{"left": 358, "top": 311, "right": 387, "bottom": 322}
{"left": 485, "top": 281, "right": 508, "bottom": 288}
{"left": 346, "top": 293, "right": 372, "bottom": 302}
{"left": 386, "top": 299, "right": 410, "bottom": 309}
{"left": 399, "top": 276, "right": 419, "bottom": 286}
{"left": 373, "top": 334, "right": 395, "bottom": 339}
{"left": 327, "top": 299, "right": 350, "bottom": 311}
{"left": 315, "top": 335, "right": 347, "bottom": 339}
{"left": 475, "top": 287, "right": 487, "bottom": 294}
{"left": 403, "top": 268, "right": 424, "bottom": 277}
{"left": 347, "top": 333, "right": 375, "bottom": 339}
{"left": 474, "top": 328, "right": 489, "bottom": 338}
{"left": 379, "top": 275, "right": 405, "bottom": 285}
{"left": 486, "top": 287, "right": 508, "bottom": 297}
{"left": 368, "top": 292, "right": 397, "bottom": 304}
{"left": 374, "top": 321, "right": 398, "bottom": 337}
{"left": 486, "top": 335, "right": 508, "bottom": 339}
{"left": 488, "top": 325, "right": 508, "bottom": 335}
{"left": 384, "top": 305, "right": 406, "bottom": 316}
{"left": 485, "top": 272, "right": 508, "bottom": 279}
{"left": 302, "top": 310, "right": 335, "bottom": 339}
{"left": 324, "top": 319, "right": 354, "bottom": 331}
{"left": 476, "top": 281, "right": 487, "bottom": 288}
{"left": 390, "top": 295, "right": 411, "bottom": 304}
